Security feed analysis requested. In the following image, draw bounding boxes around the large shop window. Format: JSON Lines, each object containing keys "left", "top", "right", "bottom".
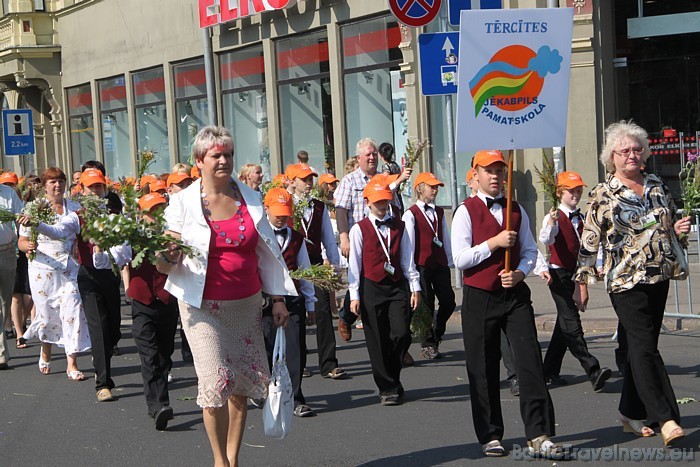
{"left": 220, "top": 46, "right": 270, "bottom": 180}
{"left": 341, "top": 16, "right": 403, "bottom": 164}
{"left": 276, "top": 30, "right": 335, "bottom": 174}
{"left": 174, "top": 59, "right": 209, "bottom": 164}
{"left": 67, "top": 84, "right": 96, "bottom": 171}
{"left": 132, "top": 67, "right": 170, "bottom": 174}
{"left": 98, "top": 76, "right": 130, "bottom": 179}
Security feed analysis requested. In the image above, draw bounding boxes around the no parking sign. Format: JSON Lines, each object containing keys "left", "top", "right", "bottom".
{"left": 388, "top": 0, "right": 442, "bottom": 28}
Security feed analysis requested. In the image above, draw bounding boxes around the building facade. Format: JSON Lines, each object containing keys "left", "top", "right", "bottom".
{"left": 0, "top": 0, "right": 698, "bottom": 225}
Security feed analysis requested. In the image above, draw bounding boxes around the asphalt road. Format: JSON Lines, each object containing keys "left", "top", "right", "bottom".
{"left": 1, "top": 302, "right": 699, "bottom": 466}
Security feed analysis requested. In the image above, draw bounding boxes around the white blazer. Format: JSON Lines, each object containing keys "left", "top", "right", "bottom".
{"left": 164, "top": 178, "right": 297, "bottom": 308}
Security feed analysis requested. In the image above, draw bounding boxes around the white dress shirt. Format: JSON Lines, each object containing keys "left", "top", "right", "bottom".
{"left": 270, "top": 222, "right": 317, "bottom": 312}
{"left": 347, "top": 213, "right": 421, "bottom": 301}
{"left": 401, "top": 200, "right": 453, "bottom": 268}
{"left": 538, "top": 203, "right": 582, "bottom": 270}
{"left": 451, "top": 190, "right": 537, "bottom": 275}
{"left": 0, "top": 184, "right": 22, "bottom": 245}
{"left": 293, "top": 194, "right": 340, "bottom": 266}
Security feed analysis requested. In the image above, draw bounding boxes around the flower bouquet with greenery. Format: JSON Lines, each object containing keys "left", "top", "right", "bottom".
{"left": 79, "top": 150, "right": 197, "bottom": 270}
{"left": 410, "top": 300, "right": 433, "bottom": 342}
{"left": 534, "top": 150, "right": 560, "bottom": 210}
{"left": 401, "top": 138, "right": 430, "bottom": 191}
{"left": 680, "top": 150, "right": 700, "bottom": 219}
{"left": 290, "top": 264, "right": 346, "bottom": 292}
{"left": 0, "top": 207, "right": 18, "bottom": 223}
{"left": 22, "top": 198, "right": 58, "bottom": 260}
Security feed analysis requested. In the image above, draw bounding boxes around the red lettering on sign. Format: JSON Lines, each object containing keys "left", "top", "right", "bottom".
{"left": 200, "top": 0, "right": 297, "bottom": 28}
{"left": 199, "top": 0, "right": 218, "bottom": 28}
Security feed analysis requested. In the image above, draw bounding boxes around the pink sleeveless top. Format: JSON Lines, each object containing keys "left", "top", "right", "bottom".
{"left": 202, "top": 201, "right": 262, "bottom": 300}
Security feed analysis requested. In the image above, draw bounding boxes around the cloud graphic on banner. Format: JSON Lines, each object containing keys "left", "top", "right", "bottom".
{"left": 528, "top": 46, "right": 563, "bottom": 78}
{"left": 469, "top": 45, "right": 563, "bottom": 116}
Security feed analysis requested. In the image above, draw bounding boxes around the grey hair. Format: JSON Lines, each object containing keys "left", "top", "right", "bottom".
{"left": 355, "top": 137, "right": 378, "bottom": 157}
{"left": 599, "top": 120, "right": 650, "bottom": 173}
{"left": 191, "top": 126, "right": 234, "bottom": 162}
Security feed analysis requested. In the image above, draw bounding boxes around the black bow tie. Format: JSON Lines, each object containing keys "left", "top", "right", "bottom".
{"left": 568, "top": 209, "right": 581, "bottom": 220}
{"left": 375, "top": 219, "right": 392, "bottom": 228}
{"left": 274, "top": 228, "right": 287, "bottom": 237}
{"left": 486, "top": 197, "right": 507, "bottom": 209}
{"left": 424, "top": 204, "right": 434, "bottom": 211}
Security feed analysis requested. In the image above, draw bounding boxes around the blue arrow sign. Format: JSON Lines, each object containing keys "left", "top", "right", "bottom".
{"left": 448, "top": 0, "right": 502, "bottom": 26}
{"left": 2, "top": 109, "right": 35, "bottom": 156}
{"left": 418, "top": 32, "right": 460, "bottom": 96}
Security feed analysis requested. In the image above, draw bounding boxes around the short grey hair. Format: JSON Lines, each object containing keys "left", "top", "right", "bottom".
{"left": 191, "top": 126, "right": 234, "bottom": 162}
{"left": 599, "top": 120, "right": 650, "bottom": 173}
{"left": 355, "top": 137, "right": 378, "bottom": 157}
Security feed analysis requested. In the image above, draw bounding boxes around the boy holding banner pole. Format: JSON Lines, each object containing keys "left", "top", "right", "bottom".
{"left": 451, "top": 150, "right": 563, "bottom": 459}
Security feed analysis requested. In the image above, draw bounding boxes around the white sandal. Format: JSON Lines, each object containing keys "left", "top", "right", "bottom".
{"left": 527, "top": 435, "right": 566, "bottom": 460}
{"left": 38, "top": 356, "right": 51, "bottom": 375}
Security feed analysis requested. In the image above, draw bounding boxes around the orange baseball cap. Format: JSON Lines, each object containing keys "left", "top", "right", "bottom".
{"left": 363, "top": 181, "right": 393, "bottom": 204}
{"left": 370, "top": 173, "right": 399, "bottom": 187}
{"left": 272, "top": 173, "right": 289, "bottom": 185}
{"left": 191, "top": 165, "right": 200, "bottom": 179}
{"left": 414, "top": 172, "right": 444, "bottom": 189}
{"left": 264, "top": 187, "right": 293, "bottom": 216}
{"left": 150, "top": 179, "right": 167, "bottom": 193}
{"left": 557, "top": 171, "right": 586, "bottom": 189}
{"left": 0, "top": 171, "right": 19, "bottom": 185}
{"left": 167, "top": 172, "right": 193, "bottom": 187}
{"left": 472, "top": 150, "right": 506, "bottom": 168}
{"left": 140, "top": 175, "right": 157, "bottom": 188}
{"left": 466, "top": 167, "right": 477, "bottom": 182}
{"left": 138, "top": 192, "right": 167, "bottom": 212}
{"left": 287, "top": 163, "right": 318, "bottom": 180}
{"left": 319, "top": 173, "right": 339, "bottom": 185}
{"left": 80, "top": 169, "right": 107, "bottom": 187}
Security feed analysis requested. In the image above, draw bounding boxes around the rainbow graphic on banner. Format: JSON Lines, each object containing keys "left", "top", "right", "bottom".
{"left": 469, "top": 45, "right": 563, "bottom": 117}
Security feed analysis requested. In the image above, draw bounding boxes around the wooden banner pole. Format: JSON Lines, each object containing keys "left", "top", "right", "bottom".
{"left": 504, "top": 149, "right": 514, "bottom": 273}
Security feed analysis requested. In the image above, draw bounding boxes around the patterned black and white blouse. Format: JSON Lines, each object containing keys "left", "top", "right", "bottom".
{"left": 574, "top": 173, "right": 685, "bottom": 293}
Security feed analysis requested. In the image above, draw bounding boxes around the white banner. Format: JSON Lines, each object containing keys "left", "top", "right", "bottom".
{"left": 455, "top": 8, "right": 574, "bottom": 152}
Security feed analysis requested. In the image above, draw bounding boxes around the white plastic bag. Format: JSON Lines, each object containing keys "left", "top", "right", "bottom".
{"left": 263, "top": 327, "right": 293, "bottom": 438}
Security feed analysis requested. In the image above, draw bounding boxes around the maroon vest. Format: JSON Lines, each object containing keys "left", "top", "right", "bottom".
{"left": 281, "top": 228, "right": 305, "bottom": 292}
{"left": 75, "top": 217, "right": 95, "bottom": 268}
{"left": 128, "top": 261, "right": 173, "bottom": 305}
{"left": 409, "top": 204, "right": 448, "bottom": 268}
{"left": 358, "top": 216, "right": 405, "bottom": 283}
{"left": 301, "top": 199, "right": 325, "bottom": 265}
{"left": 548, "top": 209, "right": 582, "bottom": 272}
{"left": 462, "top": 197, "right": 522, "bottom": 291}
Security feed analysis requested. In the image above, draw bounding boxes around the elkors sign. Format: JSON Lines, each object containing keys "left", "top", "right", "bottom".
{"left": 199, "top": 0, "right": 298, "bottom": 28}
{"left": 455, "top": 8, "right": 574, "bottom": 152}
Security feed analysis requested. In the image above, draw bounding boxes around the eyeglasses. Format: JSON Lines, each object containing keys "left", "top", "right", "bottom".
{"left": 614, "top": 147, "right": 645, "bottom": 157}
{"left": 361, "top": 151, "right": 379, "bottom": 157}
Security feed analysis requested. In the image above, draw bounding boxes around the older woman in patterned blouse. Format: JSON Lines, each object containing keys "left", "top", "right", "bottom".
{"left": 573, "top": 121, "right": 690, "bottom": 447}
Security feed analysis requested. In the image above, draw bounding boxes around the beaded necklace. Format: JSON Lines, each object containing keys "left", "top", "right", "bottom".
{"left": 201, "top": 178, "right": 246, "bottom": 246}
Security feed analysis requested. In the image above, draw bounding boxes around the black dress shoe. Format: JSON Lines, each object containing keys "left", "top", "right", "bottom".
{"left": 154, "top": 406, "right": 174, "bottom": 430}
{"left": 546, "top": 375, "right": 568, "bottom": 386}
{"left": 591, "top": 367, "right": 612, "bottom": 392}
{"left": 510, "top": 378, "right": 520, "bottom": 396}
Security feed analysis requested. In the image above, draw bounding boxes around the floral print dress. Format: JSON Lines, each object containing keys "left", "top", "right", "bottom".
{"left": 21, "top": 199, "right": 90, "bottom": 355}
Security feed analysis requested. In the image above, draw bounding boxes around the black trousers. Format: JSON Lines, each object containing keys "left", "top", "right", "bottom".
{"left": 313, "top": 285, "right": 339, "bottom": 375}
{"left": 501, "top": 332, "right": 516, "bottom": 380}
{"left": 542, "top": 268, "right": 600, "bottom": 379}
{"left": 360, "top": 278, "right": 411, "bottom": 396}
{"left": 461, "top": 283, "right": 555, "bottom": 444}
{"left": 610, "top": 281, "right": 680, "bottom": 424}
{"left": 418, "top": 265, "right": 456, "bottom": 348}
{"left": 77, "top": 266, "right": 122, "bottom": 391}
{"left": 263, "top": 296, "right": 306, "bottom": 405}
{"left": 132, "top": 299, "right": 177, "bottom": 416}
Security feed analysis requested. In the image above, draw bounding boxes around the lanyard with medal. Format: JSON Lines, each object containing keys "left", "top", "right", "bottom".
{"left": 372, "top": 219, "right": 395, "bottom": 276}
{"left": 298, "top": 197, "right": 315, "bottom": 246}
{"left": 418, "top": 204, "right": 443, "bottom": 248}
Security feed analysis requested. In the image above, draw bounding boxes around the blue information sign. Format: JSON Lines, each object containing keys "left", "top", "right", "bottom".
{"left": 448, "top": 0, "right": 502, "bottom": 26}
{"left": 418, "top": 32, "right": 460, "bottom": 96}
{"left": 2, "top": 109, "right": 35, "bottom": 156}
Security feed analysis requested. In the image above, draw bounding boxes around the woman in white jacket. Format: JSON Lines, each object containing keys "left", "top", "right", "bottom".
{"left": 158, "top": 126, "right": 295, "bottom": 467}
